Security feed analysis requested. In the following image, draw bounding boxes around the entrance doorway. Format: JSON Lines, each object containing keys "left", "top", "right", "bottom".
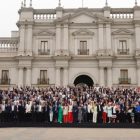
{"left": 74, "top": 75, "right": 94, "bottom": 87}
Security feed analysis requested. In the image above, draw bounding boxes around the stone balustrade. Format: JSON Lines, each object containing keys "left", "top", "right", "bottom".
{"left": 110, "top": 8, "right": 133, "bottom": 19}
{"left": 34, "top": 14, "right": 56, "bottom": 20}
{"left": 0, "top": 38, "right": 18, "bottom": 53}
{"left": 110, "top": 13, "right": 133, "bottom": 19}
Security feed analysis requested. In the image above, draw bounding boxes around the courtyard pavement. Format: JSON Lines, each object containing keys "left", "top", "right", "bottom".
{"left": 0, "top": 128, "right": 139, "bottom": 140}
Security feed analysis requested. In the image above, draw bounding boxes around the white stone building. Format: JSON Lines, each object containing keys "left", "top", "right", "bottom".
{"left": 0, "top": 1, "right": 140, "bottom": 88}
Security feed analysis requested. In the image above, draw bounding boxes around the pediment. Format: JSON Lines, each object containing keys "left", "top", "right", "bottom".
{"left": 70, "top": 11, "right": 97, "bottom": 23}
{"left": 35, "top": 30, "right": 55, "bottom": 36}
{"left": 72, "top": 29, "right": 94, "bottom": 36}
{"left": 55, "top": 10, "right": 112, "bottom": 23}
{"left": 112, "top": 29, "right": 134, "bottom": 35}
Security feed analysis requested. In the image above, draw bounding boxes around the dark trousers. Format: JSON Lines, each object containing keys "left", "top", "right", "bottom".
{"left": 83, "top": 113, "right": 88, "bottom": 122}
{"left": 31, "top": 112, "right": 37, "bottom": 122}
{"left": 73, "top": 112, "right": 78, "bottom": 123}
{"left": 45, "top": 112, "right": 50, "bottom": 122}
{"left": 135, "top": 113, "right": 140, "bottom": 123}
{"left": 53, "top": 112, "right": 58, "bottom": 122}
{"left": 1, "top": 111, "right": 6, "bottom": 122}
{"left": 97, "top": 111, "right": 103, "bottom": 123}
{"left": 119, "top": 112, "right": 126, "bottom": 123}
{"left": 87, "top": 113, "right": 92, "bottom": 122}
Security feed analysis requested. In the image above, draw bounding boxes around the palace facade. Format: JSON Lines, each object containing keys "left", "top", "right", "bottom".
{"left": 1, "top": 2, "right": 140, "bottom": 88}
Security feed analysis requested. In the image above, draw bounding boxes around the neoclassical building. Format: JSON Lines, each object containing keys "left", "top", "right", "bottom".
{"left": 0, "top": 1, "right": 140, "bottom": 88}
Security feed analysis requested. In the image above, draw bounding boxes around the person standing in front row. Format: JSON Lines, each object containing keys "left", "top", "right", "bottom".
{"left": 49, "top": 104, "right": 53, "bottom": 123}
{"left": 58, "top": 104, "right": 63, "bottom": 123}
{"left": 107, "top": 103, "right": 112, "bottom": 123}
{"left": 63, "top": 103, "right": 68, "bottom": 123}
{"left": 102, "top": 103, "right": 107, "bottom": 123}
{"left": 91, "top": 102, "right": 98, "bottom": 123}
{"left": 78, "top": 104, "right": 83, "bottom": 123}
{"left": 68, "top": 102, "right": 73, "bottom": 123}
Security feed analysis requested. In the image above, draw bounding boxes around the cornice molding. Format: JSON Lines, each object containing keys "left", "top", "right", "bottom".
{"left": 72, "top": 29, "right": 94, "bottom": 36}
{"left": 112, "top": 28, "right": 134, "bottom": 35}
{"left": 17, "top": 21, "right": 34, "bottom": 27}
{"left": 34, "top": 30, "right": 55, "bottom": 36}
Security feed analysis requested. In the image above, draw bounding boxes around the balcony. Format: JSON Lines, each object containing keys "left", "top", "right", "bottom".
{"left": 119, "top": 78, "right": 131, "bottom": 84}
{"left": 38, "top": 49, "right": 50, "bottom": 55}
{"left": 0, "top": 38, "right": 18, "bottom": 56}
{"left": 78, "top": 49, "right": 89, "bottom": 55}
{"left": 37, "top": 78, "right": 49, "bottom": 85}
{"left": 117, "top": 49, "right": 129, "bottom": 55}
{"left": 0, "top": 79, "right": 10, "bottom": 85}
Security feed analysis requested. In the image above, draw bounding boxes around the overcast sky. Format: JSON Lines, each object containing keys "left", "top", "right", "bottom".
{"left": 0, "top": 0, "right": 139, "bottom": 37}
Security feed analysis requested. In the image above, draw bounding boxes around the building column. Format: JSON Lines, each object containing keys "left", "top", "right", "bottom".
{"left": 55, "top": 68, "right": 60, "bottom": 86}
{"left": 98, "top": 24, "right": 104, "bottom": 50}
{"left": 63, "top": 24, "right": 69, "bottom": 50}
{"left": 106, "top": 24, "right": 111, "bottom": 49}
{"left": 26, "top": 68, "right": 31, "bottom": 87}
{"left": 63, "top": 68, "right": 69, "bottom": 87}
{"left": 18, "top": 68, "right": 24, "bottom": 87}
{"left": 135, "top": 24, "right": 140, "bottom": 50}
{"left": 26, "top": 25, "right": 33, "bottom": 56}
{"left": 56, "top": 25, "right": 61, "bottom": 51}
{"left": 18, "top": 25, "right": 25, "bottom": 55}
{"left": 99, "top": 67, "right": 105, "bottom": 86}
{"left": 137, "top": 66, "right": 140, "bottom": 86}
{"left": 107, "top": 67, "right": 112, "bottom": 87}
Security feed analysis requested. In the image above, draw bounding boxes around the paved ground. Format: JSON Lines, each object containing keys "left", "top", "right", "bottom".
{"left": 0, "top": 128, "right": 139, "bottom": 140}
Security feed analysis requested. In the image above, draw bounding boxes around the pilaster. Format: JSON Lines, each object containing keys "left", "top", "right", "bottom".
{"left": 18, "top": 68, "right": 24, "bottom": 87}
{"left": 63, "top": 24, "right": 69, "bottom": 51}
{"left": 63, "top": 67, "right": 69, "bottom": 87}
{"left": 98, "top": 24, "right": 104, "bottom": 50}
{"left": 106, "top": 24, "right": 111, "bottom": 50}
{"left": 26, "top": 67, "right": 31, "bottom": 86}
{"left": 18, "top": 25, "right": 25, "bottom": 56}
{"left": 55, "top": 67, "right": 61, "bottom": 86}
{"left": 56, "top": 24, "right": 61, "bottom": 51}
{"left": 26, "top": 24, "right": 33, "bottom": 56}
{"left": 99, "top": 67, "right": 105, "bottom": 86}
{"left": 107, "top": 67, "right": 112, "bottom": 87}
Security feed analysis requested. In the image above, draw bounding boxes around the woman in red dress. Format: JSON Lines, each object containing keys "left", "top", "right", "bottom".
{"left": 68, "top": 102, "right": 73, "bottom": 123}
{"left": 63, "top": 103, "right": 68, "bottom": 123}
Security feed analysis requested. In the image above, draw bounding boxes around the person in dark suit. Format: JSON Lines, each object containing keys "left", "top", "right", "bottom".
{"left": 44, "top": 103, "right": 50, "bottom": 122}
{"left": 97, "top": 102, "right": 103, "bottom": 123}
{"left": 82, "top": 103, "right": 88, "bottom": 123}
{"left": 13, "top": 102, "right": 19, "bottom": 122}
{"left": 18, "top": 101, "right": 25, "bottom": 122}
{"left": 5, "top": 103, "right": 12, "bottom": 122}
{"left": 53, "top": 102, "right": 59, "bottom": 123}
{"left": 73, "top": 103, "right": 78, "bottom": 123}
{"left": 31, "top": 102, "right": 37, "bottom": 122}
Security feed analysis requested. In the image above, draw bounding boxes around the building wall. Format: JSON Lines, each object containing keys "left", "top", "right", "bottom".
{"left": 0, "top": 5, "right": 140, "bottom": 87}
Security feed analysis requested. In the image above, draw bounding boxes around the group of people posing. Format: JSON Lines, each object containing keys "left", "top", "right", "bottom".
{"left": 0, "top": 86, "right": 140, "bottom": 124}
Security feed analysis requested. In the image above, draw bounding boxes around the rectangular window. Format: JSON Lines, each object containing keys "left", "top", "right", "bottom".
{"left": 78, "top": 41, "right": 89, "bottom": 55}
{"left": 120, "top": 69, "right": 128, "bottom": 79}
{"left": 2, "top": 70, "right": 9, "bottom": 80}
{"left": 119, "top": 69, "right": 130, "bottom": 84}
{"left": 39, "top": 70, "right": 48, "bottom": 84}
{"left": 80, "top": 41, "right": 87, "bottom": 50}
{"left": 1, "top": 70, "right": 9, "bottom": 84}
{"left": 118, "top": 40, "right": 129, "bottom": 54}
{"left": 39, "top": 41, "right": 50, "bottom": 55}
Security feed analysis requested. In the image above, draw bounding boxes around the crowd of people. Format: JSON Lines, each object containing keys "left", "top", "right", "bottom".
{"left": 0, "top": 86, "right": 140, "bottom": 124}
